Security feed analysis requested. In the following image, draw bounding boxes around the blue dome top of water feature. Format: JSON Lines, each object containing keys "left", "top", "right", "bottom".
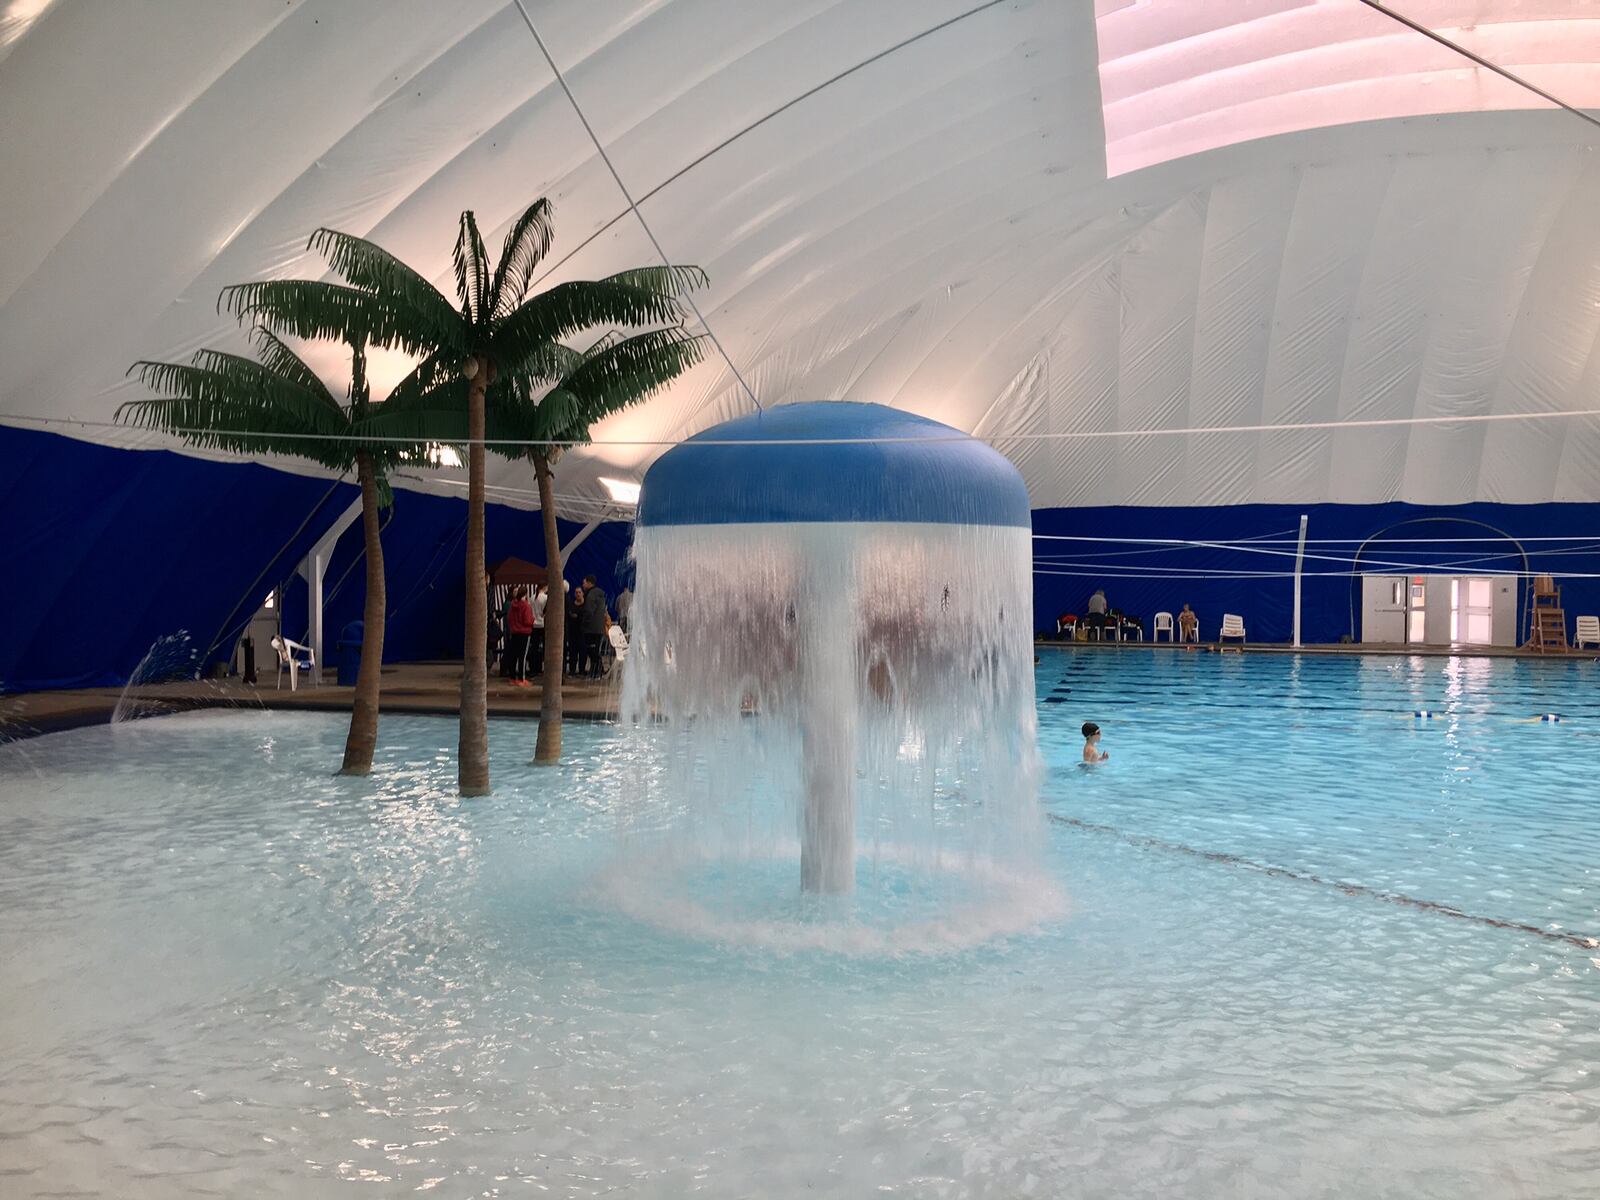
{"left": 637, "top": 401, "right": 1031, "bottom": 528}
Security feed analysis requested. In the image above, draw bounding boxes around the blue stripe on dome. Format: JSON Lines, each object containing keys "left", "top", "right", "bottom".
{"left": 637, "top": 402, "right": 1031, "bottom": 529}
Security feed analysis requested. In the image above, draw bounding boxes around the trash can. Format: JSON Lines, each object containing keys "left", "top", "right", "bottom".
{"left": 334, "top": 620, "right": 365, "bottom": 686}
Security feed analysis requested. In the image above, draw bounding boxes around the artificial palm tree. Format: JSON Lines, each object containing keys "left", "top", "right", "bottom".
{"left": 219, "top": 200, "right": 705, "bottom": 795}
{"left": 120, "top": 330, "right": 413, "bottom": 776}
{"left": 486, "top": 326, "right": 706, "bottom": 764}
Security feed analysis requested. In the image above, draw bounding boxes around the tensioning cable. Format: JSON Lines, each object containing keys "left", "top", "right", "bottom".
{"left": 508, "top": 0, "right": 762, "bottom": 413}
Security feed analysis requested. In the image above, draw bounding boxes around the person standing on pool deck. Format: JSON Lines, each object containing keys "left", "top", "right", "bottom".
{"left": 531, "top": 583, "right": 549, "bottom": 668}
{"left": 506, "top": 586, "right": 535, "bottom": 687}
{"left": 579, "top": 574, "right": 608, "bottom": 678}
{"left": 565, "top": 584, "right": 584, "bottom": 679}
{"left": 1082, "top": 721, "right": 1108, "bottom": 763}
{"left": 1085, "top": 589, "right": 1108, "bottom": 639}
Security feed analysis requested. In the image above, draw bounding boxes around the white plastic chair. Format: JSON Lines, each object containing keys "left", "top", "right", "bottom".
{"left": 270, "top": 635, "right": 316, "bottom": 690}
{"left": 607, "top": 623, "right": 629, "bottom": 664}
{"left": 1179, "top": 612, "right": 1200, "bottom": 643}
{"left": 1219, "top": 614, "right": 1246, "bottom": 646}
{"left": 1576, "top": 615, "right": 1600, "bottom": 649}
{"left": 1153, "top": 611, "right": 1174, "bottom": 642}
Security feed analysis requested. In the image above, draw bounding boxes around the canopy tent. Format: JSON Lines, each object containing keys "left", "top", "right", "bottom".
{"left": 5, "top": 1, "right": 1600, "bottom": 689}
{"left": 487, "top": 557, "right": 548, "bottom": 588}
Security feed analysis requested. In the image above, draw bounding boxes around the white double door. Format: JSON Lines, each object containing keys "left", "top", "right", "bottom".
{"left": 1361, "top": 574, "right": 1501, "bottom": 645}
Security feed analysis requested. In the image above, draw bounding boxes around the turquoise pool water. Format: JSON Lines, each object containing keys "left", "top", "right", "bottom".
{"left": 1, "top": 651, "right": 1597, "bottom": 1197}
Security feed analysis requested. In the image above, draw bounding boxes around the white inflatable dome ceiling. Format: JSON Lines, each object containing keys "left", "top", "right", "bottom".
{"left": 3, "top": 0, "right": 1600, "bottom": 509}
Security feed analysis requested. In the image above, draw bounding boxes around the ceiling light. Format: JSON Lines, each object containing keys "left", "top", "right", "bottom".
{"left": 599, "top": 477, "right": 641, "bottom": 505}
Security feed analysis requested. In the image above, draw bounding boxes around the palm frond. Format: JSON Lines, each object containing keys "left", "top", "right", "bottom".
{"left": 538, "top": 327, "right": 706, "bottom": 444}
{"left": 249, "top": 328, "right": 333, "bottom": 396}
{"left": 489, "top": 277, "right": 703, "bottom": 373}
{"left": 529, "top": 386, "right": 579, "bottom": 444}
{"left": 482, "top": 374, "right": 554, "bottom": 454}
{"left": 503, "top": 340, "right": 586, "bottom": 391}
{"left": 358, "top": 351, "right": 469, "bottom": 448}
{"left": 307, "top": 227, "right": 463, "bottom": 349}
{"left": 172, "top": 350, "right": 347, "bottom": 429}
{"left": 353, "top": 402, "right": 469, "bottom": 451}
{"left": 381, "top": 349, "right": 457, "bottom": 409}
{"left": 599, "top": 264, "right": 710, "bottom": 300}
{"left": 579, "top": 330, "right": 625, "bottom": 362}
{"left": 453, "top": 211, "right": 490, "bottom": 325}
{"left": 480, "top": 339, "right": 587, "bottom": 457}
{"left": 489, "top": 199, "right": 555, "bottom": 319}
{"left": 221, "top": 280, "right": 445, "bottom": 358}
{"left": 119, "top": 354, "right": 354, "bottom": 470}
{"left": 483, "top": 389, "right": 538, "bottom": 459}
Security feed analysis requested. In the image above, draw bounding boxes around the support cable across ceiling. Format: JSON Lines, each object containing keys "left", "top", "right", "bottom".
{"left": 520, "top": 0, "right": 1013, "bottom": 294}
{"left": 9, "top": 404, "right": 1600, "bottom": 448}
{"left": 509, "top": 0, "right": 763, "bottom": 412}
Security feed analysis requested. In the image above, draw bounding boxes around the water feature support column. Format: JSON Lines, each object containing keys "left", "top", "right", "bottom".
{"left": 799, "top": 553, "right": 858, "bottom": 893}
{"left": 631, "top": 401, "right": 1033, "bottom": 896}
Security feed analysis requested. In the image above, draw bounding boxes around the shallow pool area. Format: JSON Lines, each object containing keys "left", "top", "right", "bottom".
{"left": 2, "top": 652, "right": 1598, "bottom": 1197}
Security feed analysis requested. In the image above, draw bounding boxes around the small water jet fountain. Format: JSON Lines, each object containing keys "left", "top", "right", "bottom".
{"left": 112, "top": 631, "right": 199, "bottom": 723}
{"left": 618, "top": 403, "right": 1053, "bottom": 941}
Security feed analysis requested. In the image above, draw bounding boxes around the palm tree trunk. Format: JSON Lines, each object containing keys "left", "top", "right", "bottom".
{"left": 339, "top": 451, "right": 386, "bottom": 775}
{"left": 458, "top": 358, "right": 491, "bottom": 795}
{"left": 533, "top": 451, "right": 563, "bottom": 765}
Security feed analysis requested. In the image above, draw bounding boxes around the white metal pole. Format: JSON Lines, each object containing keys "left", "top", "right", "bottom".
{"left": 298, "top": 498, "right": 362, "bottom": 687}
{"left": 307, "top": 550, "right": 326, "bottom": 686}
{"left": 1292, "top": 514, "right": 1309, "bottom": 648}
{"left": 557, "top": 507, "right": 618, "bottom": 569}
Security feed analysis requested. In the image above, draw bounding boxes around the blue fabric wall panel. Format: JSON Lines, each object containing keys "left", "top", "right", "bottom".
{"left": 0, "top": 426, "right": 353, "bottom": 691}
{"left": 1032, "top": 503, "right": 1600, "bottom": 643}
{"left": 1, "top": 428, "right": 640, "bottom": 691}
{"left": 10, "top": 427, "right": 1599, "bottom": 692}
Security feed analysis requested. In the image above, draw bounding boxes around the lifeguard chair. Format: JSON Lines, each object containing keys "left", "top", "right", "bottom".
{"left": 1529, "top": 575, "right": 1568, "bottom": 652}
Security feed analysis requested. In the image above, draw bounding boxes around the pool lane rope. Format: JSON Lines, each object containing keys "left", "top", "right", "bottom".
{"left": 1047, "top": 813, "right": 1600, "bottom": 952}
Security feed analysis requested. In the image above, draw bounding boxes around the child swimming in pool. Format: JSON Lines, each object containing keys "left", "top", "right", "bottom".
{"left": 1082, "top": 721, "right": 1108, "bottom": 763}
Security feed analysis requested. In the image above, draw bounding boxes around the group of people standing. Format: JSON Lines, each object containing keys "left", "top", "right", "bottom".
{"left": 1074, "top": 589, "right": 1198, "bottom": 641}
{"left": 499, "top": 578, "right": 633, "bottom": 687}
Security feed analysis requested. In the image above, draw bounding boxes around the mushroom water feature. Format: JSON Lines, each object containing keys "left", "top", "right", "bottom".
{"left": 617, "top": 402, "right": 1057, "bottom": 944}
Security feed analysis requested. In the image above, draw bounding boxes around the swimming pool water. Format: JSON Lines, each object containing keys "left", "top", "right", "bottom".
{"left": 1, "top": 651, "right": 1597, "bottom": 1197}
{"left": 1042, "top": 651, "right": 1600, "bottom": 939}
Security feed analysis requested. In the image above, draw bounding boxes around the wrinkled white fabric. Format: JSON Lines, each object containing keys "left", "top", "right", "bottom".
{"left": 3, "top": 1, "right": 1599, "bottom": 508}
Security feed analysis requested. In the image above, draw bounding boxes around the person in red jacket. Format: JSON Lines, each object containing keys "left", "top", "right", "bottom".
{"left": 506, "top": 585, "right": 535, "bottom": 687}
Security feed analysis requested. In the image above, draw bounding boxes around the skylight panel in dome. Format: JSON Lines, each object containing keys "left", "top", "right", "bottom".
{"left": 1096, "top": 0, "right": 1600, "bottom": 177}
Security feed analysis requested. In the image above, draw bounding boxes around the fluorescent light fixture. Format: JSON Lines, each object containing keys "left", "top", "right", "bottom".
{"left": 599, "top": 476, "right": 642, "bottom": 505}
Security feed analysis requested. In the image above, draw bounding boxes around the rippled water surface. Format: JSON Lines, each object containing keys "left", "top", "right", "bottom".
{"left": 2, "top": 650, "right": 1598, "bottom": 1197}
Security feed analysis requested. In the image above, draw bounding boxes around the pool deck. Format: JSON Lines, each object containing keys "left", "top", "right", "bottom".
{"left": 1037, "top": 639, "right": 1599, "bottom": 658}
{"left": 1, "top": 662, "right": 624, "bottom": 740}
{"left": 4, "top": 641, "right": 1594, "bottom": 740}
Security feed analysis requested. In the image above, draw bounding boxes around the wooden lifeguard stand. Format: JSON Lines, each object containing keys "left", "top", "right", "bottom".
{"left": 1529, "top": 574, "right": 1568, "bottom": 652}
